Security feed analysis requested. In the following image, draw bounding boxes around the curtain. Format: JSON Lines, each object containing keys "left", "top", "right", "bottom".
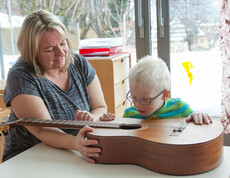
{"left": 220, "top": 0, "right": 230, "bottom": 134}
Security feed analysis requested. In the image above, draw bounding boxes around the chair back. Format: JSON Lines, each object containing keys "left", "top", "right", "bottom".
{"left": 0, "top": 93, "right": 10, "bottom": 163}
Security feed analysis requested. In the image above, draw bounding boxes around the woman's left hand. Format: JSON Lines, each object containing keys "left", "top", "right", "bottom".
{"left": 186, "top": 112, "right": 212, "bottom": 125}
{"left": 99, "top": 113, "right": 115, "bottom": 121}
{"left": 75, "top": 110, "right": 94, "bottom": 121}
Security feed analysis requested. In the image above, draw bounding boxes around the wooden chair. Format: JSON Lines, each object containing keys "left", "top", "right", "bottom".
{"left": 0, "top": 94, "right": 10, "bottom": 163}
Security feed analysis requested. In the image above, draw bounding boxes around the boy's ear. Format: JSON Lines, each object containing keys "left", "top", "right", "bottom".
{"left": 162, "top": 90, "right": 170, "bottom": 100}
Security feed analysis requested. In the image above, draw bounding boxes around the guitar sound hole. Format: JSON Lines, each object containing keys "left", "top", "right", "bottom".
{"left": 119, "top": 124, "right": 142, "bottom": 130}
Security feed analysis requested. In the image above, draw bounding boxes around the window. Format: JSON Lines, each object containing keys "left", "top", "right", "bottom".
{"left": 170, "top": 0, "right": 221, "bottom": 117}
{"left": 0, "top": 0, "right": 136, "bottom": 79}
{"left": 1, "top": 0, "right": 222, "bottom": 117}
{"left": 147, "top": 0, "right": 221, "bottom": 117}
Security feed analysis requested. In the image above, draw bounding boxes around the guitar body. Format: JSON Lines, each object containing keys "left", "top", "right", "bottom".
{"left": 87, "top": 118, "right": 223, "bottom": 175}
{"left": 0, "top": 117, "right": 223, "bottom": 175}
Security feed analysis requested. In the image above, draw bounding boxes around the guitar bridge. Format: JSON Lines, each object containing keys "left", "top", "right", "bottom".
{"left": 170, "top": 121, "right": 188, "bottom": 136}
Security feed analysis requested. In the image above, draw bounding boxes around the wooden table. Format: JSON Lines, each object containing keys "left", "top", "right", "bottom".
{"left": 0, "top": 143, "right": 229, "bottom": 178}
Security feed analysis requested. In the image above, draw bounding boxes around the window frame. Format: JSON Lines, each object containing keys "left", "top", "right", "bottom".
{"left": 134, "top": 0, "right": 170, "bottom": 69}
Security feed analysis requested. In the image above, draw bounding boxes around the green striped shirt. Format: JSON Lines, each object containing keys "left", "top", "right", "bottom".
{"left": 123, "top": 98, "right": 193, "bottom": 120}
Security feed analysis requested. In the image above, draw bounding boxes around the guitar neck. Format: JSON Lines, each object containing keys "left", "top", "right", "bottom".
{"left": 10, "top": 118, "right": 122, "bottom": 130}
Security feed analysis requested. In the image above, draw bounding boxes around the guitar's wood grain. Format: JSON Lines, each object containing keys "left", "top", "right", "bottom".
{"left": 87, "top": 118, "right": 223, "bottom": 175}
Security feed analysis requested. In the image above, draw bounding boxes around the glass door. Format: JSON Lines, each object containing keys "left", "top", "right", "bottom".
{"left": 169, "top": 0, "right": 221, "bottom": 117}
{"left": 149, "top": 0, "right": 221, "bottom": 117}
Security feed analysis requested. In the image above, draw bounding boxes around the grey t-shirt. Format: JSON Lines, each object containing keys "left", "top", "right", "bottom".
{"left": 3, "top": 54, "right": 96, "bottom": 161}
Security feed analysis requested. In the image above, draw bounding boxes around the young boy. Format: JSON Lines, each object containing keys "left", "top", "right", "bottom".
{"left": 122, "top": 55, "right": 212, "bottom": 125}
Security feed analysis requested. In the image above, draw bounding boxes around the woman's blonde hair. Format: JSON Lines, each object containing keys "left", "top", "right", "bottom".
{"left": 17, "top": 9, "right": 73, "bottom": 77}
{"left": 129, "top": 55, "right": 171, "bottom": 92}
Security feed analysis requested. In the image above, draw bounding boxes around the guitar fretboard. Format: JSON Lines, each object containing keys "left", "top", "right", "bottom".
{"left": 16, "top": 118, "right": 122, "bottom": 129}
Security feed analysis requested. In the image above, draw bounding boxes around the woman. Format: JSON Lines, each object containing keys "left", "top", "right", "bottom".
{"left": 3, "top": 9, "right": 110, "bottom": 163}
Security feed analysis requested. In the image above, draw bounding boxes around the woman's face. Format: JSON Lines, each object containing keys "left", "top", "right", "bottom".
{"left": 36, "top": 30, "right": 68, "bottom": 72}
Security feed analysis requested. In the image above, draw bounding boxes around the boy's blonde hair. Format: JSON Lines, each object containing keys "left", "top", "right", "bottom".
{"left": 17, "top": 9, "right": 73, "bottom": 77}
{"left": 129, "top": 55, "right": 170, "bottom": 92}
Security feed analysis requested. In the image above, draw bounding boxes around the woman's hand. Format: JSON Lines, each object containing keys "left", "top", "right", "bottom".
{"left": 75, "top": 110, "right": 94, "bottom": 121}
{"left": 186, "top": 113, "right": 212, "bottom": 125}
{"left": 99, "top": 113, "right": 115, "bottom": 121}
{"left": 75, "top": 126, "right": 101, "bottom": 163}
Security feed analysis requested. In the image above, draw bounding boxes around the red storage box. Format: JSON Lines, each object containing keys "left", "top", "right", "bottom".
{"left": 79, "top": 38, "right": 123, "bottom": 57}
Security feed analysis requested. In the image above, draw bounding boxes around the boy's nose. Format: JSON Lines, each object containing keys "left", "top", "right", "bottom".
{"left": 135, "top": 101, "right": 143, "bottom": 108}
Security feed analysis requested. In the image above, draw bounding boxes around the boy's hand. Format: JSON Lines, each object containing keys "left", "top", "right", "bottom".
{"left": 99, "top": 113, "right": 115, "bottom": 121}
{"left": 186, "top": 113, "right": 212, "bottom": 125}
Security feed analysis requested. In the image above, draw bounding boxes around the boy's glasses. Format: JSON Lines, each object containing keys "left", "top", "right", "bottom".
{"left": 126, "top": 89, "right": 166, "bottom": 105}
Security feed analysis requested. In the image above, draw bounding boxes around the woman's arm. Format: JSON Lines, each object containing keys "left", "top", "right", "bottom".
{"left": 10, "top": 94, "right": 101, "bottom": 163}
{"left": 87, "top": 75, "right": 107, "bottom": 120}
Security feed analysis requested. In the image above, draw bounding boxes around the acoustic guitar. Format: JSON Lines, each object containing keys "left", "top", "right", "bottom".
{"left": 0, "top": 117, "right": 223, "bottom": 176}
